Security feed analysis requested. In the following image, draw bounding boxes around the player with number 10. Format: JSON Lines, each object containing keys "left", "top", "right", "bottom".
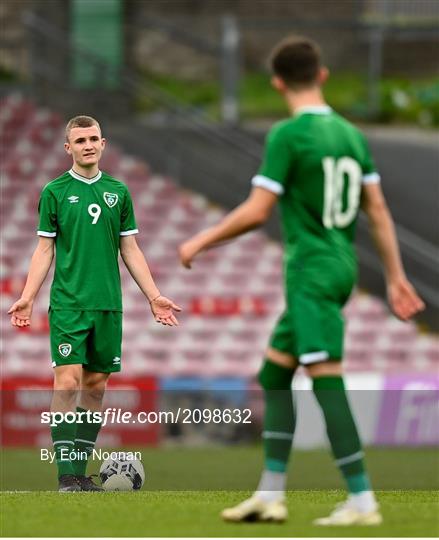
{"left": 8, "top": 116, "right": 181, "bottom": 492}
{"left": 179, "top": 36, "right": 424, "bottom": 526}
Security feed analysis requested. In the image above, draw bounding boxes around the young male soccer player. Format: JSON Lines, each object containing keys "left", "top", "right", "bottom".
{"left": 179, "top": 36, "right": 424, "bottom": 525}
{"left": 8, "top": 116, "right": 181, "bottom": 492}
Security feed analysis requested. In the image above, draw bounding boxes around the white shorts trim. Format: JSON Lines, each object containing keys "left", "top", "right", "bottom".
{"left": 362, "top": 172, "right": 381, "bottom": 184}
{"left": 120, "top": 229, "right": 139, "bottom": 236}
{"left": 251, "top": 175, "right": 284, "bottom": 195}
{"left": 299, "top": 351, "right": 329, "bottom": 364}
{"left": 75, "top": 438, "right": 95, "bottom": 445}
{"left": 38, "top": 231, "right": 57, "bottom": 237}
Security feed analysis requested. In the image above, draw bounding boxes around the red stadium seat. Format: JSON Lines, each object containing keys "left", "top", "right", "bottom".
{"left": 2, "top": 96, "right": 437, "bottom": 380}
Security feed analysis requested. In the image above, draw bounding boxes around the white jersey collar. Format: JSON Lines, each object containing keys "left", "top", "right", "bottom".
{"left": 294, "top": 105, "right": 332, "bottom": 116}
{"left": 69, "top": 168, "right": 102, "bottom": 184}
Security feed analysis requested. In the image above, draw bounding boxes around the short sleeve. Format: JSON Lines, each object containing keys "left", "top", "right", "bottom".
{"left": 120, "top": 188, "right": 138, "bottom": 236}
{"left": 361, "top": 134, "right": 381, "bottom": 185}
{"left": 251, "top": 123, "right": 293, "bottom": 196}
{"left": 37, "top": 187, "right": 57, "bottom": 237}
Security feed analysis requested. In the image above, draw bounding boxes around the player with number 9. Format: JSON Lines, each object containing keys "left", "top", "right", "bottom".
{"left": 8, "top": 115, "right": 181, "bottom": 492}
{"left": 179, "top": 35, "right": 424, "bottom": 526}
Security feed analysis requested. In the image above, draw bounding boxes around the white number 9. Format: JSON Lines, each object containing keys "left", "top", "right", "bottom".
{"left": 88, "top": 203, "right": 101, "bottom": 224}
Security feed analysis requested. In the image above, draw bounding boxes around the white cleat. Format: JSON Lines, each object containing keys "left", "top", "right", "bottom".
{"left": 221, "top": 495, "right": 288, "bottom": 523}
{"left": 313, "top": 502, "right": 383, "bottom": 526}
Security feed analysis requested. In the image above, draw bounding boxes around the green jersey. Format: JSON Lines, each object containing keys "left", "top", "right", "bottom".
{"left": 253, "top": 106, "right": 380, "bottom": 302}
{"left": 37, "top": 168, "right": 138, "bottom": 311}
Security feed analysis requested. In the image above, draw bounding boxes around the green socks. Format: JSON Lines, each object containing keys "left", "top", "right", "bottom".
{"left": 50, "top": 408, "right": 103, "bottom": 478}
{"left": 258, "top": 360, "right": 296, "bottom": 473}
{"left": 72, "top": 407, "right": 102, "bottom": 476}
{"left": 51, "top": 420, "right": 76, "bottom": 478}
{"left": 313, "top": 375, "right": 371, "bottom": 493}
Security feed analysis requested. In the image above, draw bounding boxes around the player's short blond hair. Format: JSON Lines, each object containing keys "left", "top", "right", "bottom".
{"left": 65, "top": 115, "right": 102, "bottom": 141}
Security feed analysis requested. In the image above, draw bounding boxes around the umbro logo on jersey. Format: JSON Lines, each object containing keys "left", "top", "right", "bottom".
{"left": 104, "top": 192, "right": 118, "bottom": 208}
{"left": 113, "top": 357, "right": 121, "bottom": 364}
{"left": 58, "top": 343, "right": 72, "bottom": 357}
{"left": 68, "top": 196, "right": 79, "bottom": 203}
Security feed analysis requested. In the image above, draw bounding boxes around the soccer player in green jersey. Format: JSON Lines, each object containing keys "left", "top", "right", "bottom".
{"left": 179, "top": 36, "right": 424, "bottom": 525}
{"left": 8, "top": 115, "right": 181, "bottom": 492}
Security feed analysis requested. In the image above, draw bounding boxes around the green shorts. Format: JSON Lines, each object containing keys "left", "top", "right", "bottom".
{"left": 269, "top": 292, "right": 345, "bottom": 364}
{"left": 270, "top": 251, "right": 356, "bottom": 365}
{"left": 49, "top": 310, "right": 122, "bottom": 372}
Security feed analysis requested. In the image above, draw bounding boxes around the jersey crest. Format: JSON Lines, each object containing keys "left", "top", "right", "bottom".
{"left": 103, "top": 192, "right": 118, "bottom": 208}
{"left": 58, "top": 343, "right": 72, "bottom": 357}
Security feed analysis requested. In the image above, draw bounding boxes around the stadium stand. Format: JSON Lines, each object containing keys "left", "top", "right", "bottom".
{"left": 1, "top": 94, "right": 438, "bottom": 379}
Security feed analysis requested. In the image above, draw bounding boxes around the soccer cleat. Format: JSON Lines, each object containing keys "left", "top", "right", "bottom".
{"left": 76, "top": 474, "right": 104, "bottom": 492}
{"left": 221, "top": 495, "right": 288, "bottom": 523}
{"left": 58, "top": 474, "right": 81, "bottom": 492}
{"left": 313, "top": 502, "right": 383, "bottom": 526}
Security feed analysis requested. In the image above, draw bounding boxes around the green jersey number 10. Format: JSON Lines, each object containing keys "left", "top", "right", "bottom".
{"left": 322, "top": 156, "right": 362, "bottom": 229}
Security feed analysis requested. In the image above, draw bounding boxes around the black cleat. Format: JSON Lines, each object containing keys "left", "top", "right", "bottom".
{"left": 58, "top": 474, "right": 81, "bottom": 492}
{"left": 76, "top": 474, "right": 104, "bottom": 492}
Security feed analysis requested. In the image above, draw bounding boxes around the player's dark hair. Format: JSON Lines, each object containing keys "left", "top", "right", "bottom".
{"left": 65, "top": 115, "right": 101, "bottom": 141}
{"left": 269, "top": 36, "right": 322, "bottom": 89}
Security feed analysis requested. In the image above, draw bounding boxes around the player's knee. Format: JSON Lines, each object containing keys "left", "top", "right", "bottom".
{"left": 258, "top": 359, "right": 295, "bottom": 390}
{"left": 306, "top": 361, "right": 342, "bottom": 378}
{"left": 83, "top": 384, "right": 106, "bottom": 403}
{"left": 82, "top": 376, "right": 108, "bottom": 402}
{"left": 54, "top": 374, "right": 80, "bottom": 394}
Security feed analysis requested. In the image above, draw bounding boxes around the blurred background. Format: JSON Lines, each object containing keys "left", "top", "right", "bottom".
{"left": 0, "top": 0, "right": 438, "bottom": 490}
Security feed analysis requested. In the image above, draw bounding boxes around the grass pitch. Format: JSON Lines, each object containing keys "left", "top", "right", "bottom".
{"left": 1, "top": 446, "right": 438, "bottom": 536}
{"left": 2, "top": 490, "right": 438, "bottom": 537}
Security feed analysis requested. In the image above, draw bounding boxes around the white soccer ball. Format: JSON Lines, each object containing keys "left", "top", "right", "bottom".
{"left": 99, "top": 456, "right": 145, "bottom": 491}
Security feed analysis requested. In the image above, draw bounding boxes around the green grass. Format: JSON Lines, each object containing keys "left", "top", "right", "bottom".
{"left": 137, "top": 70, "right": 439, "bottom": 126}
{"left": 2, "top": 490, "right": 438, "bottom": 537}
{"left": 1, "top": 446, "right": 438, "bottom": 491}
{"left": 1, "top": 447, "right": 438, "bottom": 536}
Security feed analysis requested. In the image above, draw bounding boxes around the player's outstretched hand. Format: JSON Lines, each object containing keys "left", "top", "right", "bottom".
{"left": 179, "top": 239, "right": 200, "bottom": 269}
{"left": 150, "top": 295, "right": 182, "bottom": 326}
{"left": 8, "top": 298, "right": 33, "bottom": 327}
{"left": 387, "top": 278, "right": 425, "bottom": 321}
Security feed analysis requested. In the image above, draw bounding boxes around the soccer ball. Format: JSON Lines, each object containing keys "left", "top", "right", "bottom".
{"left": 99, "top": 456, "right": 145, "bottom": 491}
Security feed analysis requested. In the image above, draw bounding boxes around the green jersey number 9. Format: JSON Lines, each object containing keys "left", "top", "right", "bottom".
{"left": 88, "top": 203, "right": 102, "bottom": 225}
{"left": 322, "top": 156, "right": 362, "bottom": 229}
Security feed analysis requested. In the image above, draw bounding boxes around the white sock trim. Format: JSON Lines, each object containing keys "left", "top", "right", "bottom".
{"left": 262, "top": 430, "right": 294, "bottom": 440}
{"left": 335, "top": 450, "right": 364, "bottom": 466}
{"left": 53, "top": 440, "right": 74, "bottom": 445}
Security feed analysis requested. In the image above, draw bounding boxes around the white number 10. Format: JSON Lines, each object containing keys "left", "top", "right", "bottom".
{"left": 322, "top": 156, "right": 362, "bottom": 229}
{"left": 88, "top": 203, "right": 101, "bottom": 224}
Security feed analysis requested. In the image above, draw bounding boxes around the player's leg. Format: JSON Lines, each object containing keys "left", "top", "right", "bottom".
{"left": 222, "top": 313, "right": 297, "bottom": 522}
{"left": 256, "top": 347, "right": 297, "bottom": 502}
{"left": 72, "top": 311, "right": 122, "bottom": 490}
{"left": 307, "top": 362, "right": 381, "bottom": 525}
{"left": 49, "top": 309, "right": 90, "bottom": 492}
{"left": 51, "top": 364, "right": 82, "bottom": 491}
{"left": 73, "top": 370, "right": 110, "bottom": 491}
{"left": 286, "top": 289, "right": 381, "bottom": 525}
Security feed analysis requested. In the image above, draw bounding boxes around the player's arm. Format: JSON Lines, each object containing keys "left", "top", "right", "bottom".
{"left": 361, "top": 182, "right": 425, "bottom": 321}
{"left": 120, "top": 235, "right": 181, "bottom": 326}
{"left": 179, "top": 187, "right": 278, "bottom": 268}
{"left": 8, "top": 237, "right": 55, "bottom": 327}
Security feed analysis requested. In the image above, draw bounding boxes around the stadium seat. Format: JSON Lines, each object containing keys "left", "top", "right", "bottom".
{"left": 2, "top": 96, "right": 437, "bottom": 380}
